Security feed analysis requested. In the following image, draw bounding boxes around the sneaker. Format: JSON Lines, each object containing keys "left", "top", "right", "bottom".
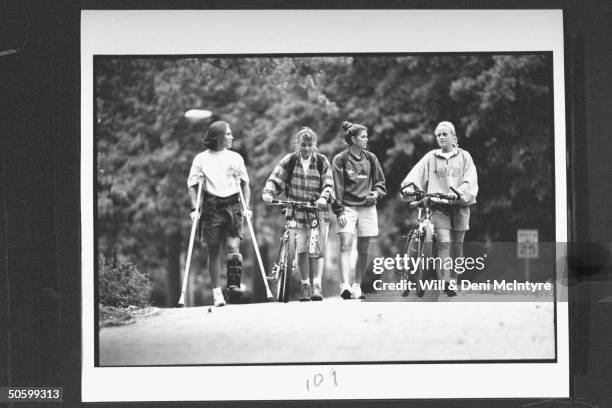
{"left": 443, "top": 288, "right": 457, "bottom": 297}
{"left": 299, "top": 282, "right": 312, "bottom": 301}
{"left": 226, "top": 285, "right": 243, "bottom": 304}
{"left": 213, "top": 288, "right": 226, "bottom": 307}
{"left": 340, "top": 282, "right": 353, "bottom": 300}
{"left": 417, "top": 288, "right": 426, "bottom": 298}
{"left": 352, "top": 283, "right": 366, "bottom": 300}
{"left": 401, "top": 288, "right": 410, "bottom": 297}
{"left": 311, "top": 282, "right": 323, "bottom": 301}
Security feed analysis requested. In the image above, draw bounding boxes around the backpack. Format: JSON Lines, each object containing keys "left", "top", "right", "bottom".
{"left": 284, "top": 152, "right": 327, "bottom": 197}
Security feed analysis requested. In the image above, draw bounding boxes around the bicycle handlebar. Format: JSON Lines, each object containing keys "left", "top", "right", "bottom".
{"left": 267, "top": 199, "right": 319, "bottom": 210}
{"left": 401, "top": 183, "right": 460, "bottom": 202}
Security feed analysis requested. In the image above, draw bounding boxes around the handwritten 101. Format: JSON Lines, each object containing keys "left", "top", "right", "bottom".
{"left": 306, "top": 369, "right": 338, "bottom": 391}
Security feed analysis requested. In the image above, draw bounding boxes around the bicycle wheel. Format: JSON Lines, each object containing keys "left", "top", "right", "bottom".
{"left": 421, "top": 223, "right": 434, "bottom": 265}
{"left": 403, "top": 223, "right": 433, "bottom": 297}
{"left": 279, "top": 229, "right": 297, "bottom": 303}
{"left": 272, "top": 241, "right": 285, "bottom": 302}
{"left": 401, "top": 227, "right": 420, "bottom": 297}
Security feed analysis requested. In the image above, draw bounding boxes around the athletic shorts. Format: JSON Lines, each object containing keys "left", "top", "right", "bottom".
{"left": 336, "top": 205, "right": 379, "bottom": 237}
{"left": 431, "top": 205, "right": 470, "bottom": 231}
{"left": 295, "top": 220, "right": 329, "bottom": 258}
{"left": 199, "top": 198, "right": 244, "bottom": 244}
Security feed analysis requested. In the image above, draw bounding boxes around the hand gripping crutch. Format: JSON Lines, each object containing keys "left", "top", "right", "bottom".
{"left": 235, "top": 178, "right": 274, "bottom": 300}
{"left": 178, "top": 178, "right": 204, "bottom": 306}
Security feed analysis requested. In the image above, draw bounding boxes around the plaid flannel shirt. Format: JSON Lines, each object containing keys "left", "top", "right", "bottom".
{"left": 265, "top": 153, "right": 334, "bottom": 228}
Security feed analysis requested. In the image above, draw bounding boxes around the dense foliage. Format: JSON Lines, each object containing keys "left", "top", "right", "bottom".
{"left": 98, "top": 254, "right": 152, "bottom": 307}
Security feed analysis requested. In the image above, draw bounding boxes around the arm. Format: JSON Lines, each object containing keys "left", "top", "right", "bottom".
{"left": 187, "top": 155, "right": 205, "bottom": 218}
{"left": 263, "top": 154, "right": 292, "bottom": 197}
{"left": 314, "top": 156, "right": 334, "bottom": 208}
{"left": 320, "top": 156, "right": 334, "bottom": 201}
{"left": 189, "top": 185, "right": 198, "bottom": 209}
{"left": 370, "top": 154, "right": 387, "bottom": 199}
{"left": 241, "top": 179, "right": 251, "bottom": 208}
{"left": 187, "top": 154, "right": 204, "bottom": 190}
{"left": 456, "top": 150, "right": 478, "bottom": 204}
{"left": 331, "top": 154, "right": 345, "bottom": 216}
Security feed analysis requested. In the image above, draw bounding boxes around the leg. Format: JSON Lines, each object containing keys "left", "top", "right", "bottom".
{"left": 451, "top": 230, "right": 466, "bottom": 281}
{"left": 450, "top": 206, "right": 470, "bottom": 281}
{"left": 310, "top": 221, "right": 328, "bottom": 300}
{"left": 207, "top": 243, "right": 222, "bottom": 289}
{"left": 451, "top": 231, "right": 466, "bottom": 258}
{"left": 355, "top": 236, "right": 375, "bottom": 284}
{"left": 207, "top": 243, "right": 226, "bottom": 306}
{"left": 297, "top": 253, "right": 310, "bottom": 281}
{"left": 297, "top": 252, "right": 311, "bottom": 301}
{"left": 294, "top": 227, "right": 312, "bottom": 301}
{"left": 338, "top": 232, "right": 354, "bottom": 299}
{"left": 434, "top": 228, "right": 451, "bottom": 281}
{"left": 354, "top": 236, "right": 374, "bottom": 300}
{"left": 435, "top": 228, "right": 456, "bottom": 297}
{"left": 309, "top": 257, "right": 320, "bottom": 281}
{"left": 353, "top": 206, "right": 379, "bottom": 299}
{"left": 225, "top": 236, "right": 243, "bottom": 303}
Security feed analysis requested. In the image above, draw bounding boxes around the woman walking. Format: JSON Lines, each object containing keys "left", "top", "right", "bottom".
{"left": 332, "top": 121, "right": 386, "bottom": 300}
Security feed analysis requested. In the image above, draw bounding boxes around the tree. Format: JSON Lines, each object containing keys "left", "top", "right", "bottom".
{"left": 96, "top": 54, "right": 555, "bottom": 305}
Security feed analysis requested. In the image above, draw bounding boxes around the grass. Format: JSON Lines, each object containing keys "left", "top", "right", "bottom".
{"left": 99, "top": 304, "right": 159, "bottom": 328}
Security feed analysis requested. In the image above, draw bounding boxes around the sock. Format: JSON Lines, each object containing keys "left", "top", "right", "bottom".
{"left": 301, "top": 279, "right": 310, "bottom": 286}
{"left": 312, "top": 278, "right": 322, "bottom": 285}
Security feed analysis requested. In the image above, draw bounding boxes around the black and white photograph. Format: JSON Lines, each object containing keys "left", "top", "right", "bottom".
{"left": 81, "top": 10, "right": 569, "bottom": 401}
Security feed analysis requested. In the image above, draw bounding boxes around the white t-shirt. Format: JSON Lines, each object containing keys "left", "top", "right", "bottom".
{"left": 300, "top": 153, "right": 312, "bottom": 173}
{"left": 187, "top": 149, "right": 249, "bottom": 197}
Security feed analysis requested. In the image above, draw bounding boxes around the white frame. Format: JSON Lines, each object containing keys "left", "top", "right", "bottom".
{"left": 81, "top": 9, "right": 569, "bottom": 402}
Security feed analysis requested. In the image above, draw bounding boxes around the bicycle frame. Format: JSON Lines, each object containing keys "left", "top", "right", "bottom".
{"left": 267, "top": 199, "right": 320, "bottom": 302}
{"left": 400, "top": 202, "right": 435, "bottom": 276}
{"left": 270, "top": 219, "right": 298, "bottom": 281}
{"left": 399, "top": 184, "right": 459, "bottom": 295}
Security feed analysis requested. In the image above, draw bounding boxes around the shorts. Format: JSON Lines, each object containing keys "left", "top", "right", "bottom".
{"left": 295, "top": 220, "right": 329, "bottom": 258}
{"left": 336, "top": 205, "right": 379, "bottom": 237}
{"left": 199, "top": 197, "right": 244, "bottom": 244}
{"left": 431, "top": 205, "right": 470, "bottom": 231}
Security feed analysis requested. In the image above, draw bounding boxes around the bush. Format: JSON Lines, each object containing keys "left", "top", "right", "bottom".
{"left": 98, "top": 254, "right": 152, "bottom": 307}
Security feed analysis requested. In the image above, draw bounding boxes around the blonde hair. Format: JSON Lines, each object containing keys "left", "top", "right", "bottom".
{"left": 435, "top": 121, "right": 458, "bottom": 147}
{"left": 294, "top": 127, "right": 318, "bottom": 152}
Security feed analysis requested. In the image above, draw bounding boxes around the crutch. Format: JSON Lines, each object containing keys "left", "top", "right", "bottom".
{"left": 178, "top": 178, "right": 204, "bottom": 306}
{"left": 234, "top": 177, "right": 274, "bottom": 300}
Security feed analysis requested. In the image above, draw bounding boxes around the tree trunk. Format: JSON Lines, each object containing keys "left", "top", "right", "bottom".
{"left": 166, "top": 230, "right": 181, "bottom": 307}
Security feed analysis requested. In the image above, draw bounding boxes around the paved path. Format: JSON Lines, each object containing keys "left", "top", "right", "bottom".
{"left": 99, "top": 293, "right": 556, "bottom": 366}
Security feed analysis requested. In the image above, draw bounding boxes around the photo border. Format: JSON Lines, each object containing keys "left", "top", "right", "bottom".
{"left": 82, "top": 9, "right": 569, "bottom": 401}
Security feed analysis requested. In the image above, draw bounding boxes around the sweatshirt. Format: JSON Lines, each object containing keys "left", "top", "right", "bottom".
{"left": 400, "top": 148, "right": 478, "bottom": 205}
{"left": 332, "top": 149, "right": 387, "bottom": 214}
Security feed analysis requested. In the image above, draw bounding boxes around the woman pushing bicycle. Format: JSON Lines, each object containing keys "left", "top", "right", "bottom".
{"left": 262, "top": 127, "right": 334, "bottom": 301}
{"left": 400, "top": 121, "right": 478, "bottom": 297}
{"left": 332, "top": 121, "right": 387, "bottom": 300}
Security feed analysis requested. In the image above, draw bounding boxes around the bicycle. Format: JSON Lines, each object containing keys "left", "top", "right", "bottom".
{"left": 398, "top": 183, "right": 460, "bottom": 297}
{"left": 266, "top": 199, "right": 321, "bottom": 303}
